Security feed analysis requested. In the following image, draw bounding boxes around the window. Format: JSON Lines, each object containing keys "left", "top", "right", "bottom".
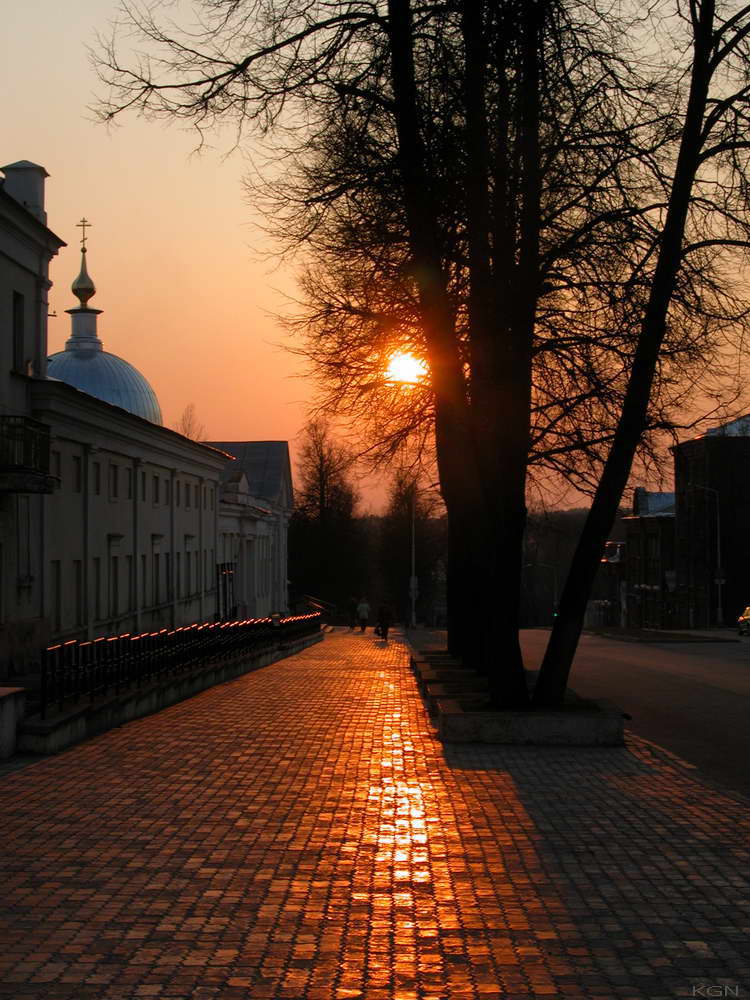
{"left": 165, "top": 552, "right": 171, "bottom": 599}
{"left": 153, "top": 553, "right": 160, "bottom": 604}
{"left": 185, "top": 483, "right": 191, "bottom": 509}
{"left": 51, "top": 450, "right": 61, "bottom": 480}
{"left": 176, "top": 481, "right": 181, "bottom": 507}
{"left": 126, "top": 467, "right": 133, "bottom": 500}
{"left": 93, "top": 462, "right": 101, "bottom": 496}
{"left": 141, "top": 554, "right": 147, "bottom": 606}
{"left": 93, "top": 557, "right": 101, "bottom": 619}
{"left": 109, "top": 463, "right": 119, "bottom": 500}
{"left": 110, "top": 556, "right": 119, "bottom": 617}
{"left": 185, "top": 550, "right": 191, "bottom": 594}
{"left": 194, "top": 484, "right": 199, "bottom": 508}
{"left": 203, "top": 486, "right": 207, "bottom": 510}
{"left": 141, "top": 470, "right": 146, "bottom": 501}
{"left": 74, "top": 560, "right": 83, "bottom": 625}
{"left": 209, "top": 488, "right": 214, "bottom": 511}
{"left": 176, "top": 552, "right": 181, "bottom": 598}
{"left": 72, "top": 456, "right": 82, "bottom": 494}
{"left": 12, "top": 291, "right": 25, "bottom": 373}
{"left": 195, "top": 551, "right": 200, "bottom": 592}
{"left": 164, "top": 478, "right": 170, "bottom": 505}
{"left": 152, "top": 475, "right": 160, "bottom": 505}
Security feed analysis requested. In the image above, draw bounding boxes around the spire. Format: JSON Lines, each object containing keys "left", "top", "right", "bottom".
{"left": 64, "top": 217, "right": 103, "bottom": 352}
{"left": 71, "top": 217, "right": 96, "bottom": 307}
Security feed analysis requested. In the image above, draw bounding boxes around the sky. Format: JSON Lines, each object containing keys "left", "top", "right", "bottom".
{"left": 3, "top": 0, "right": 316, "bottom": 476}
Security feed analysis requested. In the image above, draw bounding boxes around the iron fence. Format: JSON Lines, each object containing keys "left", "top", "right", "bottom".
{"left": 40, "top": 613, "right": 321, "bottom": 719}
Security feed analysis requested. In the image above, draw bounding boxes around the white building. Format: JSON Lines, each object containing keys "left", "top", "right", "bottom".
{"left": 212, "top": 442, "right": 293, "bottom": 619}
{"left": 0, "top": 161, "right": 290, "bottom": 675}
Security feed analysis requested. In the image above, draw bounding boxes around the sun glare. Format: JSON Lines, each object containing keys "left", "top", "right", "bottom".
{"left": 386, "top": 352, "right": 429, "bottom": 385}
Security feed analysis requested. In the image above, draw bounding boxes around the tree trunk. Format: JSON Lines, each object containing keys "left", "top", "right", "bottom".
{"left": 533, "top": 1, "right": 716, "bottom": 706}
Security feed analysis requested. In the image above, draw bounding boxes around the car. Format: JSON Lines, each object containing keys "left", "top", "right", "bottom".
{"left": 738, "top": 607, "right": 750, "bottom": 635}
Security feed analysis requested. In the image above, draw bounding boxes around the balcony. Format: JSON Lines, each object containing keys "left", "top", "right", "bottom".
{"left": 0, "top": 416, "right": 57, "bottom": 493}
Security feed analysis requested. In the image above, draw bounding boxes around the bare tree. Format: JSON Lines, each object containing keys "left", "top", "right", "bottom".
{"left": 535, "top": 0, "right": 750, "bottom": 702}
{"left": 95, "top": 0, "right": 750, "bottom": 706}
{"left": 289, "top": 419, "right": 364, "bottom": 604}
{"left": 175, "top": 403, "right": 206, "bottom": 441}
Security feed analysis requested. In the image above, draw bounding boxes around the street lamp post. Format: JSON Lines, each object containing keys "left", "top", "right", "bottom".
{"left": 687, "top": 484, "right": 723, "bottom": 626}
{"left": 409, "top": 488, "right": 417, "bottom": 628}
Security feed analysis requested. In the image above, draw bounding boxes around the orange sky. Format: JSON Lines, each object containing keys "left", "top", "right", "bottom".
{"left": 3, "top": 0, "right": 319, "bottom": 482}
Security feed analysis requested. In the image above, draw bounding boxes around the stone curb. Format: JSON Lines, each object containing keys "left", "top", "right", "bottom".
{"left": 407, "top": 641, "right": 625, "bottom": 746}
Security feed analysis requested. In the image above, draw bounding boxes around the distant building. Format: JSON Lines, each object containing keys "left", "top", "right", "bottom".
{"left": 672, "top": 419, "right": 750, "bottom": 628}
{"left": 0, "top": 160, "right": 290, "bottom": 675}
{"left": 210, "top": 442, "right": 293, "bottom": 619}
{"left": 621, "top": 416, "right": 750, "bottom": 630}
{"left": 622, "top": 488, "right": 676, "bottom": 629}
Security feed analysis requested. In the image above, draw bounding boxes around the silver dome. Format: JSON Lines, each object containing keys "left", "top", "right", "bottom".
{"left": 50, "top": 241, "right": 163, "bottom": 425}
{"left": 48, "top": 348, "right": 163, "bottom": 425}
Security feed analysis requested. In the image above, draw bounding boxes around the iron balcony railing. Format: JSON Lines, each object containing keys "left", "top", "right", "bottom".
{"left": 0, "top": 415, "right": 51, "bottom": 473}
{"left": 39, "top": 612, "right": 321, "bottom": 719}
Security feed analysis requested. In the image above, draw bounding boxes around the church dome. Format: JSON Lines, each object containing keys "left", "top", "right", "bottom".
{"left": 47, "top": 348, "right": 163, "bottom": 425}
{"left": 47, "top": 231, "right": 163, "bottom": 425}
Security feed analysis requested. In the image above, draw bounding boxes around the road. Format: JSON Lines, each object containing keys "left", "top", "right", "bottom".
{"left": 521, "top": 629, "right": 750, "bottom": 798}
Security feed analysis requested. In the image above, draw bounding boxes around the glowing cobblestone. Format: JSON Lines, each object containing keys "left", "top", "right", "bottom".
{"left": 0, "top": 631, "right": 748, "bottom": 998}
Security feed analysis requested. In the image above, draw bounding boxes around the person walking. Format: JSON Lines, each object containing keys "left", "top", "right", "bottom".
{"left": 356, "top": 597, "right": 370, "bottom": 633}
{"left": 376, "top": 602, "right": 393, "bottom": 642}
{"left": 347, "top": 596, "right": 358, "bottom": 631}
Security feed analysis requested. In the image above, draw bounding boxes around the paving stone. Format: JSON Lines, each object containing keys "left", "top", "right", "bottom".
{"left": 0, "top": 630, "right": 748, "bottom": 999}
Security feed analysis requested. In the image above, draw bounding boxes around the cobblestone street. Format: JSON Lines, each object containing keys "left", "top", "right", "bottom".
{"left": 1, "top": 631, "right": 748, "bottom": 999}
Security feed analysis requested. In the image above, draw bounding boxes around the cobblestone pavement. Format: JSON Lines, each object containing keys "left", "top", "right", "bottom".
{"left": 1, "top": 631, "right": 748, "bottom": 1000}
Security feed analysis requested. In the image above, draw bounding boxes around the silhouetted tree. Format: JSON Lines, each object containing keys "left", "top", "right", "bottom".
{"left": 288, "top": 419, "right": 365, "bottom": 607}
{"left": 96, "top": 0, "right": 750, "bottom": 705}
{"left": 175, "top": 403, "right": 205, "bottom": 441}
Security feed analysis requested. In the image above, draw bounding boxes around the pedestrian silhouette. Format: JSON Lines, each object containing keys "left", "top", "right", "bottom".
{"left": 356, "top": 597, "right": 370, "bottom": 633}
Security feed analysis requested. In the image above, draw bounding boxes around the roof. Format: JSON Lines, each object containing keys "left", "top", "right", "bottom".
{"left": 705, "top": 414, "right": 750, "bottom": 437}
{"left": 0, "top": 184, "right": 65, "bottom": 247}
{"left": 632, "top": 487, "right": 675, "bottom": 516}
{"left": 207, "top": 441, "right": 292, "bottom": 506}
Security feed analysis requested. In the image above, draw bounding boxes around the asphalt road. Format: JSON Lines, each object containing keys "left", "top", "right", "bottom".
{"left": 521, "top": 629, "right": 750, "bottom": 799}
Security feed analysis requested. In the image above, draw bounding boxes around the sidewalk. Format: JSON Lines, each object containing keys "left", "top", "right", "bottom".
{"left": 0, "top": 630, "right": 747, "bottom": 999}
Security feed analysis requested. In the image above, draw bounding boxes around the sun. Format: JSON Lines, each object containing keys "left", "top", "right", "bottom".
{"left": 386, "top": 352, "right": 429, "bottom": 384}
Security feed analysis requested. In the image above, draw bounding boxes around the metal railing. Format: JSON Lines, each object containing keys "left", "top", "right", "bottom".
{"left": 39, "top": 612, "right": 321, "bottom": 719}
{"left": 0, "top": 415, "right": 51, "bottom": 472}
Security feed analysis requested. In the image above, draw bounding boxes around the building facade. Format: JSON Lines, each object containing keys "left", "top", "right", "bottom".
{"left": 672, "top": 420, "right": 750, "bottom": 628}
{"left": 622, "top": 489, "right": 676, "bottom": 630}
{"left": 213, "top": 444, "right": 293, "bottom": 619}
{"left": 1, "top": 160, "right": 290, "bottom": 675}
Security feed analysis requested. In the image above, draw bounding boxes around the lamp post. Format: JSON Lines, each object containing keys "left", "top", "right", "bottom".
{"left": 409, "top": 486, "right": 418, "bottom": 628}
{"left": 687, "top": 483, "right": 723, "bottom": 626}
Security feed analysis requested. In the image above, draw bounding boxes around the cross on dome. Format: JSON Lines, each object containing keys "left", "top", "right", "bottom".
{"left": 76, "top": 217, "right": 91, "bottom": 251}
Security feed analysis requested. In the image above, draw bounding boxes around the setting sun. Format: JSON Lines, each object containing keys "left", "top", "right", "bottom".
{"left": 386, "top": 352, "right": 429, "bottom": 384}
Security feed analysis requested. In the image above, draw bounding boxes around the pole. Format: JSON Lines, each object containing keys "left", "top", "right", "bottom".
{"left": 715, "top": 493, "right": 723, "bottom": 626}
{"left": 410, "top": 488, "right": 417, "bottom": 628}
